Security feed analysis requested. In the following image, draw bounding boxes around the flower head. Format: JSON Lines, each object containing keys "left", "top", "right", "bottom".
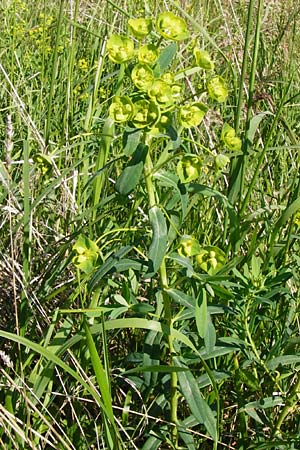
{"left": 148, "top": 79, "right": 174, "bottom": 110}
{"left": 221, "top": 123, "right": 242, "bottom": 151}
{"left": 156, "top": 12, "right": 189, "bottom": 41}
{"left": 215, "top": 154, "right": 230, "bottom": 171}
{"left": 128, "top": 18, "right": 152, "bottom": 39}
{"left": 196, "top": 246, "right": 226, "bottom": 275}
{"left": 179, "top": 102, "right": 208, "bottom": 128}
{"left": 109, "top": 96, "right": 134, "bottom": 123}
{"left": 131, "top": 63, "right": 154, "bottom": 91}
{"left": 207, "top": 76, "right": 228, "bottom": 102}
{"left": 194, "top": 48, "right": 214, "bottom": 70}
{"left": 72, "top": 235, "right": 99, "bottom": 274}
{"left": 107, "top": 34, "right": 135, "bottom": 63}
{"left": 177, "top": 154, "right": 202, "bottom": 183}
{"left": 138, "top": 44, "right": 159, "bottom": 65}
{"left": 131, "top": 99, "right": 160, "bottom": 128}
{"left": 178, "top": 235, "right": 201, "bottom": 257}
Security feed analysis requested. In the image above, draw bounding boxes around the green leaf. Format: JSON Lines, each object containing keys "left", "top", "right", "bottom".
{"left": 0, "top": 330, "right": 111, "bottom": 420}
{"left": 204, "top": 314, "right": 216, "bottom": 353}
{"left": 154, "top": 42, "right": 177, "bottom": 76}
{"left": 115, "top": 144, "right": 148, "bottom": 195}
{"left": 166, "top": 288, "right": 195, "bottom": 309}
{"left": 270, "top": 196, "right": 300, "bottom": 249}
{"left": 122, "top": 127, "right": 142, "bottom": 156}
{"left": 83, "top": 319, "right": 114, "bottom": 421}
{"left": 146, "top": 206, "right": 168, "bottom": 277}
{"left": 154, "top": 169, "right": 188, "bottom": 220}
{"left": 175, "top": 358, "right": 217, "bottom": 441}
{"left": 195, "top": 288, "right": 208, "bottom": 339}
{"left": 188, "top": 183, "right": 240, "bottom": 248}
{"left": 240, "top": 396, "right": 284, "bottom": 412}
{"left": 247, "top": 111, "right": 272, "bottom": 145}
{"left": 266, "top": 355, "right": 300, "bottom": 371}
{"left": 129, "top": 303, "right": 155, "bottom": 314}
{"left": 88, "top": 245, "right": 133, "bottom": 291}
{"left": 123, "top": 365, "right": 189, "bottom": 374}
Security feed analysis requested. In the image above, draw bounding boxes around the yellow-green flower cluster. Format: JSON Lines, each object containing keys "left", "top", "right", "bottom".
{"left": 106, "top": 12, "right": 229, "bottom": 134}
{"left": 178, "top": 236, "right": 226, "bottom": 275}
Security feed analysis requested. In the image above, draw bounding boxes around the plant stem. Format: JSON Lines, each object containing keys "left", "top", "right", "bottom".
{"left": 273, "top": 372, "right": 300, "bottom": 437}
{"left": 143, "top": 140, "right": 178, "bottom": 446}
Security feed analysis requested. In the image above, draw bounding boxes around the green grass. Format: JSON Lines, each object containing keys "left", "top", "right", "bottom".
{"left": 1, "top": 0, "right": 300, "bottom": 448}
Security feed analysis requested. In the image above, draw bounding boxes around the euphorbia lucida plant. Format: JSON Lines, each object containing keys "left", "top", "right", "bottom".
{"left": 102, "top": 11, "right": 232, "bottom": 447}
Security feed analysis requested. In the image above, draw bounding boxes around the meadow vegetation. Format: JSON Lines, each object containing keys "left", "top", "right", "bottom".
{"left": 1, "top": 0, "right": 300, "bottom": 448}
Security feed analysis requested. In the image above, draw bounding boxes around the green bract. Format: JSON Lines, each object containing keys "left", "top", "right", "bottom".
{"left": 177, "top": 154, "right": 202, "bottom": 183}
{"left": 131, "top": 63, "right": 154, "bottom": 91}
{"left": 148, "top": 79, "right": 174, "bottom": 110}
{"left": 156, "top": 12, "right": 189, "bottom": 41}
{"left": 107, "top": 34, "right": 135, "bottom": 63}
{"left": 72, "top": 235, "right": 99, "bottom": 274}
{"left": 178, "top": 235, "right": 201, "bottom": 257}
{"left": 138, "top": 44, "right": 159, "bottom": 65}
{"left": 221, "top": 123, "right": 242, "bottom": 151}
{"left": 195, "top": 246, "right": 226, "bottom": 275}
{"left": 109, "top": 96, "right": 134, "bottom": 123}
{"left": 194, "top": 48, "right": 214, "bottom": 70}
{"left": 131, "top": 99, "right": 160, "bottom": 128}
{"left": 179, "top": 102, "right": 208, "bottom": 128}
{"left": 207, "top": 76, "right": 228, "bottom": 102}
{"left": 128, "top": 18, "right": 152, "bottom": 39}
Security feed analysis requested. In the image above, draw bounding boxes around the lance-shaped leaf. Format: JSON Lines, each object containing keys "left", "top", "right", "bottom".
{"left": 146, "top": 206, "right": 168, "bottom": 277}
{"left": 195, "top": 288, "right": 208, "bottom": 339}
{"left": 175, "top": 357, "right": 217, "bottom": 442}
{"left": 115, "top": 144, "right": 148, "bottom": 195}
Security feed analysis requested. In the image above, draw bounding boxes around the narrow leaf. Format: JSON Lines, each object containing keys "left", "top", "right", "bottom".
{"left": 175, "top": 358, "right": 217, "bottom": 441}
{"left": 115, "top": 144, "right": 148, "bottom": 195}
{"left": 146, "top": 206, "right": 168, "bottom": 276}
{"left": 195, "top": 288, "right": 208, "bottom": 339}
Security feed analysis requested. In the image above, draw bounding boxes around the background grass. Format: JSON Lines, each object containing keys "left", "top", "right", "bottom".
{"left": 1, "top": 0, "right": 300, "bottom": 449}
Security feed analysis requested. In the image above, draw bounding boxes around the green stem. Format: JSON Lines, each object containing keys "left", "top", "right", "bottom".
{"left": 143, "top": 139, "right": 178, "bottom": 446}
{"left": 45, "top": 0, "right": 65, "bottom": 146}
{"left": 227, "top": 0, "right": 259, "bottom": 207}
{"left": 238, "top": 0, "right": 263, "bottom": 209}
{"left": 273, "top": 372, "right": 300, "bottom": 437}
